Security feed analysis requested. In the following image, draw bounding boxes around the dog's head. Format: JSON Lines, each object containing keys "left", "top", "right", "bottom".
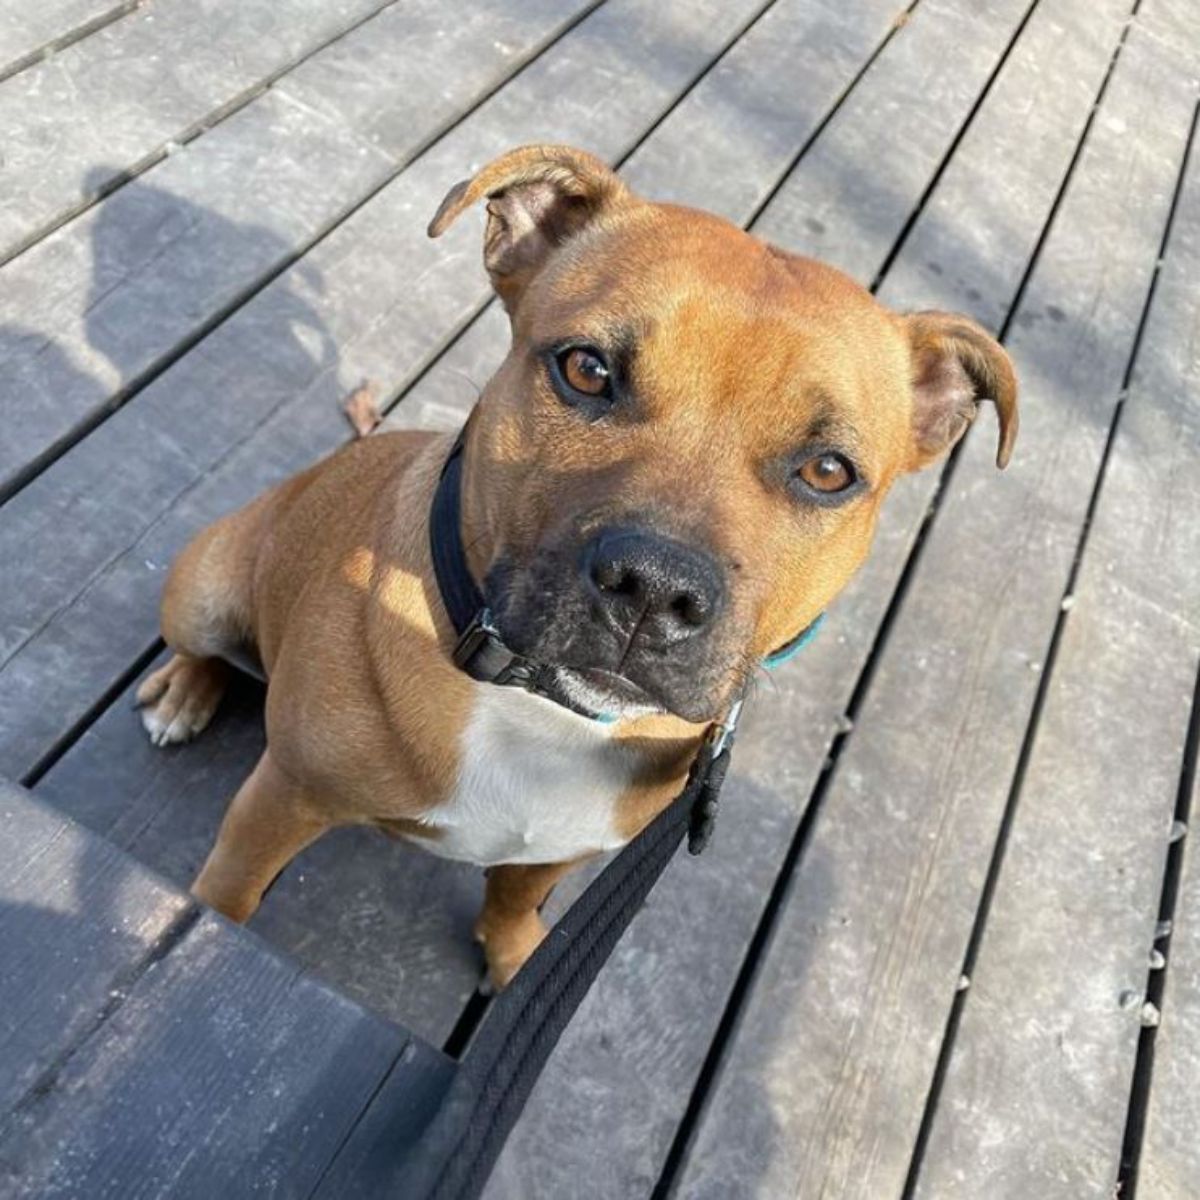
{"left": 430, "top": 146, "right": 1017, "bottom": 723}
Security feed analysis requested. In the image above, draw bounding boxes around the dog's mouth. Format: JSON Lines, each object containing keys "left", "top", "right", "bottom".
{"left": 545, "top": 663, "right": 663, "bottom": 719}
{"left": 527, "top": 653, "right": 730, "bottom": 724}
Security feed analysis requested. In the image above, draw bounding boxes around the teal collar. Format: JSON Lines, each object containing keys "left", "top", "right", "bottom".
{"left": 762, "top": 612, "right": 826, "bottom": 670}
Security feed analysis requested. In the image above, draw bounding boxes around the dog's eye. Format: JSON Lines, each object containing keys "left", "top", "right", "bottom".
{"left": 556, "top": 347, "right": 611, "bottom": 399}
{"left": 796, "top": 452, "right": 855, "bottom": 494}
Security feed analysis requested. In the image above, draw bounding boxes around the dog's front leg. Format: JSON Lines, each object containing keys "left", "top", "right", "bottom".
{"left": 192, "top": 749, "right": 333, "bottom": 923}
{"left": 475, "top": 860, "right": 584, "bottom": 991}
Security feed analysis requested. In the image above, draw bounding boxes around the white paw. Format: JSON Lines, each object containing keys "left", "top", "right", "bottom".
{"left": 135, "top": 657, "right": 226, "bottom": 748}
{"left": 141, "top": 705, "right": 202, "bottom": 746}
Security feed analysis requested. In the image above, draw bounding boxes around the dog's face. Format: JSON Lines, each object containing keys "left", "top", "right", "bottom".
{"left": 430, "top": 147, "right": 1017, "bottom": 722}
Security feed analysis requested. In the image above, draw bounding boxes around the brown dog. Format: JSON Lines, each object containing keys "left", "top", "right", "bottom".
{"left": 136, "top": 145, "right": 1017, "bottom": 989}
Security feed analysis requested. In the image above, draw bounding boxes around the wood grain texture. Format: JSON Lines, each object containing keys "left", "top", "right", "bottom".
{"left": 736, "top": 0, "right": 1037, "bottom": 285}
{"left": 914, "top": 76, "right": 1200, "bottom": 1197}
{"left": 0, "top": 0, "right": 590, "bottom": 495}
{"left": 0, "top": 0, "right": 770, "bottom": 783}
{"left": 0, "top": 910, "right": 412, "bottom": 1199}
{"left": 0, "top": 0, "right": 400, "bottom": 261}
{"left": 0, "top": 0, "right": 136, "bottom": 81}
{"left": 673, "top": 3, "right": 1198, "bottom": 1197}
{"left": 0, "top": 778, "right": 191, "bottom": 1115}
{"left": 311, "top": 1034, "right": 458, "bottom": 1199}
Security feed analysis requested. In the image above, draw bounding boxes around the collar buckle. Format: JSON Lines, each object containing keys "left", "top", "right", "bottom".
{"left": 453, "top": 608, "right": 535, "bottom": 688}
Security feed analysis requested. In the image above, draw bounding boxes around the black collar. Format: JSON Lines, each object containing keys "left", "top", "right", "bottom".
{"left": 430, "top": 434, "right": 593, "bottom": 711}
{"left": 429, "top": 434, "right": 822, "bottom": 721}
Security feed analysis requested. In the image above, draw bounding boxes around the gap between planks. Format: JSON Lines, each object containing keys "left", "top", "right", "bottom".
{"left": 0, "top": 0, "right": 140, "bottom": 87}
{"left": 1118, "top": 661, "right": 1200, "bottom": 1197}
{"left": 902, "top": 86, "right": 1200, "bottom": 1200}
{"left": 0, "top": 0, "right": 405, "bottom": 271}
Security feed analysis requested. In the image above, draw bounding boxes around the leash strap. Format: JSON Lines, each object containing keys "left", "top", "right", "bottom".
{"left": 388, "top": 731, "right": 729, "bottom": 1200}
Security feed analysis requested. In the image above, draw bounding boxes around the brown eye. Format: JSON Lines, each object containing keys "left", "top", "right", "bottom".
{"left": 797, "top": 452, "right": 855, "bottom": 494}
{"left": 558, "top": 347, "right": 611, "bottom": 398}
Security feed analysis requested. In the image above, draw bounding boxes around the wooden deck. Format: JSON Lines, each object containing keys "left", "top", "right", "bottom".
{"left": 1, "top": 0, "right": 1198, "bottom": 1195}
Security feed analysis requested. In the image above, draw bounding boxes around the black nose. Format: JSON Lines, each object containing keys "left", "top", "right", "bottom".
{"left": 583, "top": 527, "right": 724, "bottom": 643}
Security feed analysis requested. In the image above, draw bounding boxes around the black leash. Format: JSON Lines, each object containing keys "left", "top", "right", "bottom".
{"left": 391, "top": 433, "right": 822, "bottom": 1198}
{"left": 388, "top": 737, "right": 726, "bottom": 1199}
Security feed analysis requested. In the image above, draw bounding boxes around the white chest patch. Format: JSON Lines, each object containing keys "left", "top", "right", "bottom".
{"left": 414, "top": 686, "right": 636, "bottom": 867}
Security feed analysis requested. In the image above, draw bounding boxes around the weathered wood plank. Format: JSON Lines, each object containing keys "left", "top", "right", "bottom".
{"left": 0, "top": 0, "right": 135, "bottom": 82}
{"left": 670, "top": 4, "right": 1198, "bottom": 1198}
{"left": 481, "top": 0, "right": 1153, "bottom": 1194}
{"left": 311, "top": 1034, "right": 458, "bottom": 1199}
{"left": 0, "top": 0, "right": 591, "bottom": 497}
{"left": 0, "top": 911, "right": 416, "bottom": 1199}
{"left": 0, "top": 0, "right": 398, "bottom": 264}
{"left": 1143, "top": 743, "right": 1200, "bottom": 1198}
{"left": 0, "top": 778, "right": 191, "bottom": 1115}
{"left": 915, "top": 94, "right": 1200, "bottom": 1198}
{"left": 23, "top": 0, "right": 779, "bottom": 1044}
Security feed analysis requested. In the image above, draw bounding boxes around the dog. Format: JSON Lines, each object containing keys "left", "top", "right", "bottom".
{"left": 136, "top": 145, "right": 1018, "bottom": 989}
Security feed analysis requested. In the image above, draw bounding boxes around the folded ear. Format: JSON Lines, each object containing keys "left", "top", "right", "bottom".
{"left": 428, "top": 144, "right": 631, "bottom": 310}
{"left": 903, "top": 311, "right": 1019, "bottom": 470}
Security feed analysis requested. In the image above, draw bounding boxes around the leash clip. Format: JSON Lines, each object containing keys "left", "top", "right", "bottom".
{"left": 687, "top": 699, "right": 744, "bottom": 856}
{"left": 708, "top": 698, "right": 743, "bottom": 758}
